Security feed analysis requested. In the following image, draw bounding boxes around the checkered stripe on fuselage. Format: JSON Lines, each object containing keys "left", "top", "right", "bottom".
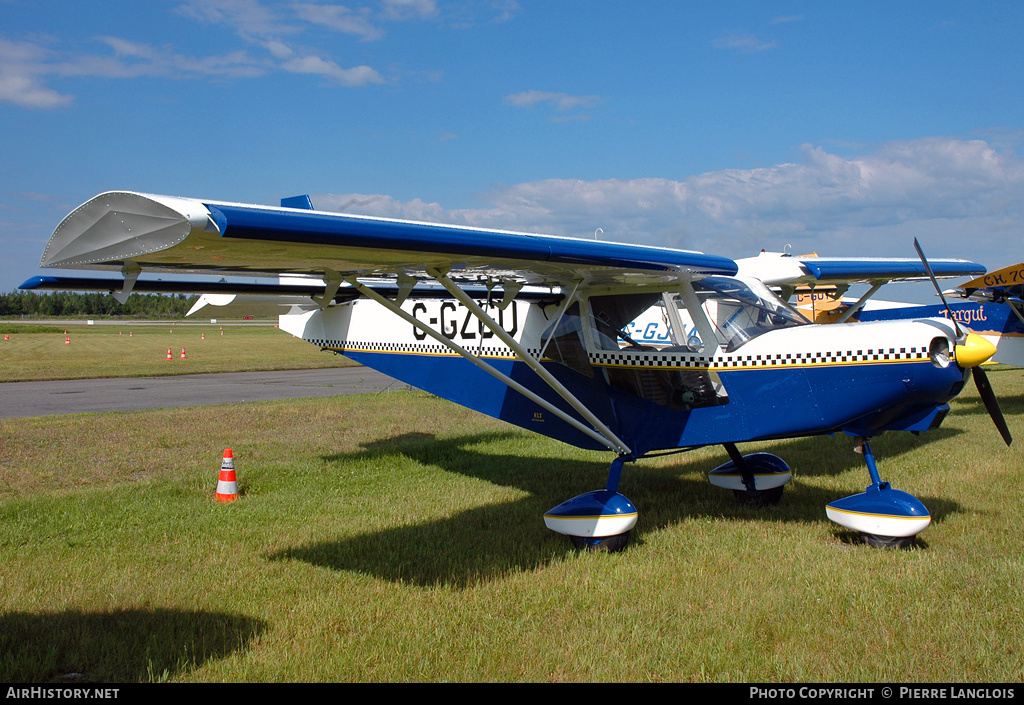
{"left": 591, "top": 347, "right": 928, "bottom": 369}
{"left": 313, "top": 338, "right": 928, "bottom": 370}
{"left": 313, "top": 339, "right": 543, "bottom": 358}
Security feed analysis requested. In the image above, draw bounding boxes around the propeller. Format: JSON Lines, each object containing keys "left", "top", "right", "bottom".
{"left": 914, "top": 238, "right": 1012, "bottom": 446}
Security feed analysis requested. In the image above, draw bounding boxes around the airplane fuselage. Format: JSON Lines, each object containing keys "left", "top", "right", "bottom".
{"left": 282, "top": 290, "right": 965, "bottom": 458}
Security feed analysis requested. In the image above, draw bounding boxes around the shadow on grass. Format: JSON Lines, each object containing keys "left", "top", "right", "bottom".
{"left": 269, "top": 428, "right": 964, "bottom": 587}
{"left": 0, "top": 609, "right": 267, "bottom": 683}
{"left": 950, "top": 394, "right": 1024, "bottom": 420}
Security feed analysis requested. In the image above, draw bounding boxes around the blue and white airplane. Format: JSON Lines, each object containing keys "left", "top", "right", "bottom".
{"left": 21, "top": 191, "right": 1013, "bottom": 551}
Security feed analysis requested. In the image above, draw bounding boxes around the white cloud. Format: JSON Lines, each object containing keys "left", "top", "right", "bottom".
{"left": 291, "top": 0, "right": 439, "bottom": 41}
{"left": 176, "top": 0, "right": 297, "bottom": 41}
{"left": 292, "top": 3, "right": 385, "bottom": 42}
{"left": 312, "top": 137, "right": 1024, "bottom": 267}
{"left": 0, "top": 38, "right": 74, "bottom": 108}
{"left": 712, "top": 33, "right": 779, "bottom": 52}
{"left": 0, "top": 72, "right": 72, "bottom": 108}
{"left": 504, "top": 90, "right": 601, "bottom": 114}
{"left": 381, "top": 0, "right": 438, "bottom": 21}
{"left": 0, "top": 2, "right": 398, "bottom": 109}
{"left": 282, "top": 54, "right": 383, "bottom": 86}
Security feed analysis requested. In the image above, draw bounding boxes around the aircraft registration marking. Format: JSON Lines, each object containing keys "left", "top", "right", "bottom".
{"left": 963, "top": 262, "right": 1024, "bottom": 289}
{"left": 409, "top": 300, "right": 518, "bottom": 343}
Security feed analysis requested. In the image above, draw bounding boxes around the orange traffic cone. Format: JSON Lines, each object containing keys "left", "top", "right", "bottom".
{"left": 216, "top": 449, "right": 238, "bottom": 502}
{"left": 4, "top": 334, "right": 9, "bottom": 341}
{"left": 180, "top": 347, "right": 187, "bottom": 359}
{"left": 166, "top": 347, "right": 173, "bottom": 360}
{"left": 65, "top": 336, "right": 70, "bottom": 345}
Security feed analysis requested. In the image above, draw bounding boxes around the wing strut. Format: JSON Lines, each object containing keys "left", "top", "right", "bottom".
{"left": 346, "top": 276, "right": 632, "bottom": 456}
{"left": 428, "top": 268, "right": 632, "bottom": 457}
{"left": 1006, "top": 300, "right": 1024, "bottom": 327}
{"left": 834, "top": 282, "right": 884, "bottom": 324}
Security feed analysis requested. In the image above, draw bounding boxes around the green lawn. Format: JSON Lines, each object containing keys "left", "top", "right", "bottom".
{"left": 0, "top": 322, "right": 355, "bottom": 382}
{"left": 1, "top": 367, "right": 1022, "bottom": 682}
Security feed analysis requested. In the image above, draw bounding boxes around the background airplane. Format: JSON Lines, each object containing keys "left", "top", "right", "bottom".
{"left": 736, "top": 252, "right": 1024, "bottom": 369}
{"left": 21, "top": 191, "right": 1012, "bottom": 552}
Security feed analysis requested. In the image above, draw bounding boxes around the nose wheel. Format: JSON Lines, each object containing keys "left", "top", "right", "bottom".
{"left": 569, "top": 532, "right": 632, "bottom": 553}
{"left": 826, "top": 438, "right": 931, "bottom": 549}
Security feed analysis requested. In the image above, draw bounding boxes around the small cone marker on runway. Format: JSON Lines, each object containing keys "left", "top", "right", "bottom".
{"left": 180, "top": 347, "right": 187, "bottom": 359}
{"left": 216, "top": 449, "right": 238, "bottom": 502}
{"left": 167, "top": 347, "right": 173, "bottom": 360}
{"left": 65, "top": 336, "right": 70, "bottom": 345}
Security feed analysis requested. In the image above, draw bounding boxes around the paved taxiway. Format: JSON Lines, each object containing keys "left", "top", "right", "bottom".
{"left": 0, "top": 367, "right": 406, "bottom": 419}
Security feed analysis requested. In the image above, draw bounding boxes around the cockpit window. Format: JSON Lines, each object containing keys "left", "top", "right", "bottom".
{"left": 589, "top": 293, "right": 662, "bottom": 351}
{"left": 694, "top": 276, "right": 806, "bottom": 351}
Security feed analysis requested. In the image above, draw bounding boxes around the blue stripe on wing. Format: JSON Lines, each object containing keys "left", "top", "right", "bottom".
{"left": 206, "top": 203, "right": 738, "bottom": 278}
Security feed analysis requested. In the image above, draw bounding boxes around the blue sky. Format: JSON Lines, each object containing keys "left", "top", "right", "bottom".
{"left": 2, "top": 0, "right": 1023, "bottom": 298}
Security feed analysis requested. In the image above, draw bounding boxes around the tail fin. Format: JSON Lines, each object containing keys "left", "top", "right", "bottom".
{"left": 281, "top": 195, "right": 314, "bottom": 210}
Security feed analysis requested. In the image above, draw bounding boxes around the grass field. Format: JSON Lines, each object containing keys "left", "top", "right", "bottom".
{"left": 1, "top": 332, "right": 1022, "bottom": 682}
{"left": 0, "top": 322, "right": 355, "bottom": 382}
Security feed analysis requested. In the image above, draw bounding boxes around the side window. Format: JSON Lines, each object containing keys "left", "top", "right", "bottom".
{"left": 540, "top": 302, "right": 593, "bottom": 377}
{"left": 588, "top": 293, "right": 662, "bottom": 351}
{"left": 586, "top": 292, "right": 728, "bottom": 410}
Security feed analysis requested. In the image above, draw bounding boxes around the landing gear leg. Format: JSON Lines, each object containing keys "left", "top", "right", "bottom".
{"left": 825, "top": 437, "right": 931, "bottom": 549}
{"left": 706, "top": 444, "right": 791, "bottom": 505}
{"left": 544, "top": 456, "right": 637, "bottom": 552}
{"left": 724, "top": 443, "right": 785, "bottom": 506}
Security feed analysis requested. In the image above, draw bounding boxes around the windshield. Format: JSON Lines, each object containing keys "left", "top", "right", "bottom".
{"left": 694, "top": 276, "right": 806, "bottom": 352}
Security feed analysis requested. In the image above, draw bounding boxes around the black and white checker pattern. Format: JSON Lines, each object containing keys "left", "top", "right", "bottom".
{"left": 308, "top": 338, "right": 926, "bottom": 371}
{"left": 311, "top": 338, "right": 541, "bottom": 359}
{"left": 589, "top": 346, "right": 927, "bottom": 370}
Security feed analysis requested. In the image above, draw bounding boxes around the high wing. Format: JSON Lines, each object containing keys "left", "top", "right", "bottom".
{"left": 736, "top": 250, "right": 986, "bottom": 324}
{"left": 36, "top": 191, "right": 736, "bottom": 292}
{"left": 737, "top": 250, "right": 985, "bottom": 288}
{"left": 957, "top": 262, "right": 1024, "bottom": 300}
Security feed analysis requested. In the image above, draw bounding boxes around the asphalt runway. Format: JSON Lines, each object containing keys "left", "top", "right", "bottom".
{"left": 0, "top": 367, "right": 407, "bottom": 419}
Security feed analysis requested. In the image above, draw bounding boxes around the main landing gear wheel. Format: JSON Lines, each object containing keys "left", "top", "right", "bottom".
{"left": 860, "top": 533, "right": 916, "bottom": 550}
{"left": 569, "top": 532, "right": 632, "bottom": 553}
{"left": 732, "top": 485, "right": 785, "bottom": 506}
{"left": 708, "top": 449, "right": 793, "bottom": 505}
{"left": 544, "top": 486, "right": 638, "bottom": 554}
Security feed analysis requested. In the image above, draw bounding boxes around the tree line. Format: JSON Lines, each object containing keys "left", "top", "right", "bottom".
{"left": 0, "top": 290, "right": 199, "bottom": 319}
